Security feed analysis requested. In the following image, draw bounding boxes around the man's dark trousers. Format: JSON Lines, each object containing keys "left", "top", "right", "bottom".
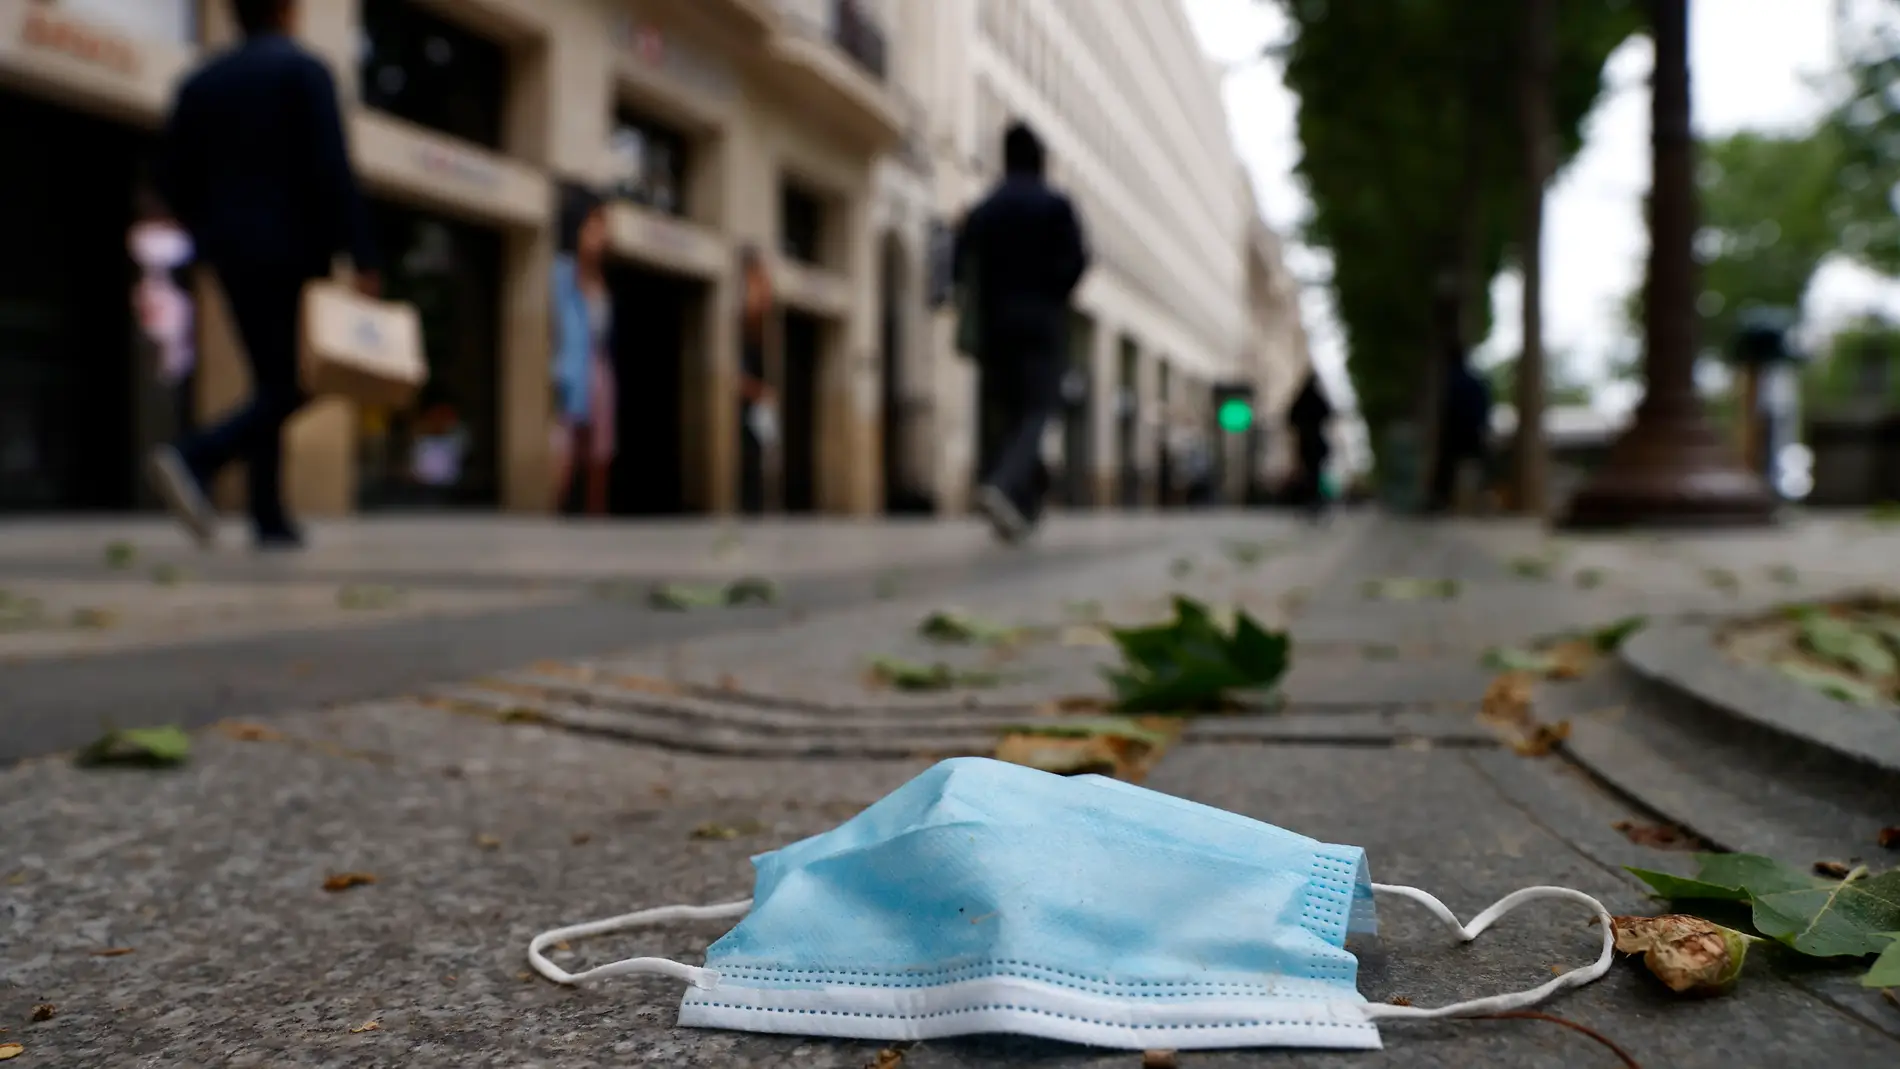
{"left": 177, "top": 266, "right": 308, "bottom": 531}
{"left": 977, "top": 327, "right": 1064, "bottom": 521}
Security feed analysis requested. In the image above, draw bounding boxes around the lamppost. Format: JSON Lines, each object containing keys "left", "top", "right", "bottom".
{"left": 1562, "top": 0, "right": 1776, "bottom": 527}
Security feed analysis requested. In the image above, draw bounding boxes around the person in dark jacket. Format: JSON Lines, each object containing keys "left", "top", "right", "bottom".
{"left": 146, "top": 0, "right": 378, "bottom": 550}
{"left": 953, "top": 122, "right": 1091, "bottom": 542}
{"left": 1286, "top": 370, "right": 1334, "bottom": 519}
{"left": 1432, "top": 359, "right": 1493, "bottom": 513}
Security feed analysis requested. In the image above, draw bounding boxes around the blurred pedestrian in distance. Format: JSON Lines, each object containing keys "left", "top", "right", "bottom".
{"left": 1434, "top": 354, "right": 1493, "bottom": 515}
{"left": 1286, "top": 370, "right": 1334, "bottom": 520}
{"left": 954, "top": 121, "right": 1091, "bottom": 543}
{"left": 128, "top": 191, "right": 195, "bottom": 389}
{"left": 146, "top": 0, "right": 377, "bottom": 551}
{"left": 549, "top": 183, "right": 616, "bottom": 515}
{"left": 737, "top": 245, "right": 777, "bottom": 515}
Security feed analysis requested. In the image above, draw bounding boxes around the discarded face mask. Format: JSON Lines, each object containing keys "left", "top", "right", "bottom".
{"left": 527, "top": 757, "right": 1613, "bottom": 1051}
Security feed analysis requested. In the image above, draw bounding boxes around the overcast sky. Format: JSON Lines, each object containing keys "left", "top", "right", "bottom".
{"left": 1183, "top": 0, "right": 1896, "bottom": 416}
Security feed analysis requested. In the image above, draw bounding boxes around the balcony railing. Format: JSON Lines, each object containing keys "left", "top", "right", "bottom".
{"left": 775, "top": 0, "right": 888, "bottom": 83}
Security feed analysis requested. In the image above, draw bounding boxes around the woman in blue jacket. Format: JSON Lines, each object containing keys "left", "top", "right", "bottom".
{"left": 550, "top": 184, "right": 616, "bottom": 514}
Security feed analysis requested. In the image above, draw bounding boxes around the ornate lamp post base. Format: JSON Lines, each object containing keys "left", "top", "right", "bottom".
{"left": 1562, "top": 404, "right": 1778, "bottom": 528}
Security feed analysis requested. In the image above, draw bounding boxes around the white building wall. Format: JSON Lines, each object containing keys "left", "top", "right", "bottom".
{"left": 907, "top": 0, "right": 1260, "bottom": 510}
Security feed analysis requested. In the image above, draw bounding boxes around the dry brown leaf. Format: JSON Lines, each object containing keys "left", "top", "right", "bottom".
{"left": 993, "top": 732, "right": 1157, "bottom": 782}
{"left": 217, "top": 721, "right": 283, "bottom": 743}
{"left": 1612, "top": 914, "right": 1752, "bottom": 994}
{"left": 89, "top": 947, "right": 134, "bottom": 957}
{"left": 1612, "top": 821, "right": 1693, "bottom": 849}
{"left": 474, "top": 834, "right": 502, "bottom": 851}
{"left": 1510, "top": 720, "right": 1572, "bottom": 757}
{"left": 29, "top": 1004, "right": 54, "bottom": 1022}
{"left": 691, "top": 820, "right": 764, "bottom": 841}
{"left": 1814, "top": 860, "right": 1852, "bottom": 879}
{"left": 1481, "top": 672, "right": 1537, "bottom": 728}
{"left": 1387, "top": 996, "right": 1413, "bottom": 1006}
{"left": 349, "top": 1020, "right": 381, "bottom": 1033}
{"left": 866, "top": 1048, "right": 907, "bottom": 1069}
{"left": 322, "top": 872, "right": 378, "bottom": 893}
{"left": 1141, "top": 1052, "right": 1179, "bottom": 1069}
{"left": 1037, "top": 694, "right": 1115, "bottom": 717}
{"left": 0, "top": 1043, "right": 22, "bottom": 1061}
{"left": 1880, "top": 826, "right": 1900, "bottom": 850}
{"left": 717, "top": 674, "right": 740, "bottom": 691}
{"left": 570, "top": 831, "right": 592, "bottom": 845}
{"left": 651, "top": 783, "right": 673, "bottom": 799}
{"left": 1545, "top": 640, "right": 1598, "bottom": 680}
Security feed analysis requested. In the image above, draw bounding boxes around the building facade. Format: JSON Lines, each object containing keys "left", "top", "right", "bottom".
{"left": 0, "top": 0, "right": 1302, "bottom": 519}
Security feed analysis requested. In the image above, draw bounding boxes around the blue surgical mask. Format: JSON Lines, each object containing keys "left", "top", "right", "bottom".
{"left": 529, "top": 757, "right": 1612, "bottom": 1051}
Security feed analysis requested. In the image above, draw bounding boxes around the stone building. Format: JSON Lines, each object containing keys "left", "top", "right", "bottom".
{"left": 0, "top": 0, "right": 1304, "bottom": 518}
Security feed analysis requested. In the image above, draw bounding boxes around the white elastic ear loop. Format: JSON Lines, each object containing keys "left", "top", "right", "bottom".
{"left": 1360, "top": 884, "right": 1615, "bottom": 1020}
{"left": 527, "top": 899, "right": 752, "bottom": 989}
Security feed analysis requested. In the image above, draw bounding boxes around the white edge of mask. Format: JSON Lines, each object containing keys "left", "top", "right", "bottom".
{"left": 677, "top": 973, "right": 1381, "bottom": 1051}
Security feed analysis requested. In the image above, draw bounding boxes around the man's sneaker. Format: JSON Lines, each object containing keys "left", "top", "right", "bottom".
{"left": 146, "top": 446, "right": 217, "bottom": 548}
{"left": 254, "top": 526, "right": 306, "bottom": 553}
{"left": 975, "top": 485, "right": 1029, "bottom": 544}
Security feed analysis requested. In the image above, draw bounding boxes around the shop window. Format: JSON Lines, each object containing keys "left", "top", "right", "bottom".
{"left": 51, "top": 0, "right": 196, "bottom": 43}
{"left": 780, "top": 181, "right": 827, "bottom": 266}
{"left": 609, "top": 103, "right": 691, "bottom": 217}
{"left": 358, "top": 0, "right": 509, "bottom": 151}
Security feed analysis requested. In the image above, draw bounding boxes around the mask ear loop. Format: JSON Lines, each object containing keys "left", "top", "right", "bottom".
{"left": 1360, "top": 884, "right": 1615, "bottom": 1020}
{"left": 528, "top": 899, "right": 753, "bottom": 989}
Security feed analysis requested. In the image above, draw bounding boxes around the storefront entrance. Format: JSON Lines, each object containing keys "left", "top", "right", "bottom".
{"left": 781, "top": 310, "right": 824, "bottom": 514}
{"left": 357, "top": 199, "right": 502, "bottom": 510}
{"left": 601, "top": 262, "right": 706, "bottom": 516}
{"left": 1116, "top": 336, "right": 1141, "bottom": 508}
{"left": 0, "top": 88, "right": 154, "bottom": 512}
{"left": 1061, "top": 310, "right": 1095, "bottom": 508}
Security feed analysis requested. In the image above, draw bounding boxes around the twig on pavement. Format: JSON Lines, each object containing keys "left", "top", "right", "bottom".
{"left": 1475, "top": 1011, "right": 1641, "bottom": 1068}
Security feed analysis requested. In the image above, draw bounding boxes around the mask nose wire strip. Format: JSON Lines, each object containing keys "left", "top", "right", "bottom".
{"left": 528, "top": 899, "right": 754, "bottom": 988}
{"left": 1360, "top": 884, "right": 1616, "bottom": 1020}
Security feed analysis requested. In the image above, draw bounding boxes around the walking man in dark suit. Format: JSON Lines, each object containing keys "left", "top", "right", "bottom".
{"left": 953, "top": 122, "right": 1091, "bottom": 543}
{"left": 147, "top": 0, "right": 378, "bottom": 550}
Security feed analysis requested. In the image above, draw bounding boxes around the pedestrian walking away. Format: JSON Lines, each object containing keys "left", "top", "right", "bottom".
{"left": 954, "top": 122, "right": 1091, "bottom": 543}
{"left": 146, "top": 0, "right": 379, "bottom": 551}
{"left": 1286, "top": 369, "right": 1334, "bottom": 521}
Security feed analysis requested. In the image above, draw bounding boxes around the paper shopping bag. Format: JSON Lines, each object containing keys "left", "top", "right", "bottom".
{"left": 299, "top": 280, "right": 427, "bottom": 408}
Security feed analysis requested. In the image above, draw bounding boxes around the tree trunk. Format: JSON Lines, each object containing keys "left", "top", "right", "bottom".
{"left": 1561, "top": 0, "right": 1775, "bottom": 527}
{"left": 1514, "top": 0, "right": 1556, "bottom": 517}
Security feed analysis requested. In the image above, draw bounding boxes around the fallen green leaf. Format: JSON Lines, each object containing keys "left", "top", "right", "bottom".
{"left": 1590, "top": 615, "right": 1650, "bottom": 653}
{"left": 1573, "top": 568, "right": 1606, "bottom": 590}
{"left": 1798, "top": 615, "right": 1898, "bottom": 679}
{"left": 1864, "top": 938, "right": 1900, "bottom": 988}
{"left": 1483, "top": 646, "right": 1558, "bottom": 674}
{"left": 338, "top": 585, "right": 402, "bottom": 610}
{"left": 70, "top": 607, "right": 117, "bottom": 629}
{"left": 1509, "top": 556, "right": 1553, "bottom": 580}
{"left": 1000, "top": 716, "right": 1171, "bottom": 747}
{"left": 1104, "top": 596, "right": 1290, "bottom": 713}
{"left": 725, "top": 577, "right": 780, "bottom": 605}
{"left": 1632, "top": 854, "right": 1900, "bottom": 963}
{"left": 104, "top": 541, "right": 136, "bottom": 569}
{"left": 867, "top": 657, "right": 999, "bottom": 692}
{"left": 1223, "top": 541, "right": 1274, "bottom": 567}
{"left": 1870, "top": 501, "right": 1900, "bottom": 524}
{"left": 76, "top": 725, "right": 191, "bottom": 767}
{"left": 150, "top": 563, "right": 183, "bottom": 586}
{"left": 1767, "top": 564, "right": 1799, "bottom": 585}
{"left": 1704, "top": 567, "right": 1741, "bottom": 592}
{"left": 1169, "top": 557, "right": 1194, "bottom": 579}
{"left": 918, "top": 610, "right": 1017, "bottom": 645}
{"left": 647, "top": 583, "right": 730, "bottom": 610}
{"left": 1774, "top": 662, "right": 1887, "bottom": 706}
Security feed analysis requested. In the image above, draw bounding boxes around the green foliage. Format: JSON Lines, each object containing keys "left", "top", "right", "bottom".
{"left": 1483, "top": 351, "right": 1597, "bottom": 408}
{"left": 1104, "top": 597, "right": 1291, "bottom": 712}
{"left": 76, "top": 725, "right": 192, "bottom": 767}
{"left": 1825, "top": 16, "right": 1900, "bottom": 275}
{"left": 1629, "top": 853, "right": 1900, "bottom": 985}
{"left": 1804, "top": 318, "right": 1900, "bottom": 409}
{"left": 1269, "top": 0, "right": 1642, "bottom": 450}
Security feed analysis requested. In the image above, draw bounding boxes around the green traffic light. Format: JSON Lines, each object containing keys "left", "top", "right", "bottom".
{"left": 1217, "top": 398, "right": 1254, "bottom": 433}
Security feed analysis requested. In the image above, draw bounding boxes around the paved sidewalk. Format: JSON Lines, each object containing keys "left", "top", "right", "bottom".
{"left": 3, "top": 512, "right": 1898, "bottom": 1067}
